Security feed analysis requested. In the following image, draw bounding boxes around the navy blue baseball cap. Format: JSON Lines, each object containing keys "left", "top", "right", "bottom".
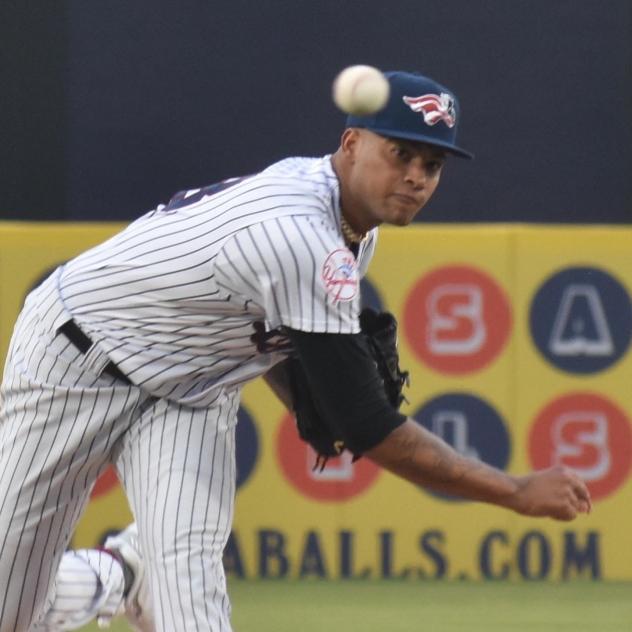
{"left": 346, "top": 71, "right": 473, "bottom": 159}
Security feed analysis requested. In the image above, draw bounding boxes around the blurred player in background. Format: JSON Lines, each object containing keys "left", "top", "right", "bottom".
{"left": 0, "top": 71, "right": 590, "bottom": 632}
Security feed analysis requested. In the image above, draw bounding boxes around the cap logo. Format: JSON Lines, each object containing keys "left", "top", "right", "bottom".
{"left": 402, "top": 93, "right": 456, "bottom": 128}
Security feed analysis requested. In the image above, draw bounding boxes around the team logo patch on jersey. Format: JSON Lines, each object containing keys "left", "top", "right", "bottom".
{"left": 402, "top": 93, "right": 456, "bottom": 128}
{"left": 321, "top": 249, "right": 359, "bottom": 304}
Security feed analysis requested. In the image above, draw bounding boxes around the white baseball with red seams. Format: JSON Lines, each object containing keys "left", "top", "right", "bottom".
{"left": 332, "top": 65, "right": 390, "bottom": 116}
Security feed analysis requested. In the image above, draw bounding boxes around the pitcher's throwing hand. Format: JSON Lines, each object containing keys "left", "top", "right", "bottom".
{"left": 509, "top": 466, "right": 592, "bottom": 521}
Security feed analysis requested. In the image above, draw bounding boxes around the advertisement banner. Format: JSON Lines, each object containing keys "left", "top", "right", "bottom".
{"left": 1, "top": 223, "right": 630, "bottom": 580}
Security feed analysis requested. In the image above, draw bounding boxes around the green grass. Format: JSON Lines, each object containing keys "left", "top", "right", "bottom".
{"left": 80, "top": 580, "right": 632, "bottom": 631}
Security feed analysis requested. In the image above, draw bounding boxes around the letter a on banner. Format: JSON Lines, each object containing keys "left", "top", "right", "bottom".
{"left": 549, "top": 285, "right": 614, "bottom": 356}
{"left": 529, "top": 266, "right": 631, "bottom": 373}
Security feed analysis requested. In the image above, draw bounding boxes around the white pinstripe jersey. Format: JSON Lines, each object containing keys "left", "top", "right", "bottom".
{"left": 58, "top": 156, "right": 378, "bottom": 407}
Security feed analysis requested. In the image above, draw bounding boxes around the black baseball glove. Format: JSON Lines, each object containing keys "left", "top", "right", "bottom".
{"left": 288, "top": 308, "right": 409, "bottom": 470}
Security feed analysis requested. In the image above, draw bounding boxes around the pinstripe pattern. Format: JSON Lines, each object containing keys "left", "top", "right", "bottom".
{"left": 33, "top": 550, "right": 125, "bottom": 630}
{"left": 58, "top": 156, "right": 376, "bottom": 405}
{"left": 113, "top": 391, "right": 238, "bottom": 631}
{"left": 0, "top": 155, "right": 377, "bottom": 630}
{"left": 0, "top": 274, "right": 144, "bottom": 631}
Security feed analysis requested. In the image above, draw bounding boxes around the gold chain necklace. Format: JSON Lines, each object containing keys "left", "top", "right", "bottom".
{"left": 340, "top": 216, "right": 367, "bottom": 245}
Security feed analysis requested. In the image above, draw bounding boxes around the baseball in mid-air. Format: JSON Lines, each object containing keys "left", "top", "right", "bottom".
{"left": 332, "top": 65, "right": 390, "bottom": 116}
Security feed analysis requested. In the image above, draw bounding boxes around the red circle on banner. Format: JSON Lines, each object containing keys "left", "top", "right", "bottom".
{"left": 403, "top": 265, "right": 512, "bottom": 374}
{"left": 90, "top": 465, "right": 120, "bottom": 499}
{"left": 276, "top": 414, "right": 381, "bottom": 502}
{"left": 528, "top": 392, "right": 632, "bottom": 501}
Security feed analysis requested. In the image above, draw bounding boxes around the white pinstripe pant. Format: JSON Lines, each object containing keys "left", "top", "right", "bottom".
{"left": 0, "top": 279, "right": 237, "bottom": 631}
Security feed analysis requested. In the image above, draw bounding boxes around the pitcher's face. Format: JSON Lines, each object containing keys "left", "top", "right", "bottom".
{"left": 341, "top": 129, "right": 446, "bottom": 227}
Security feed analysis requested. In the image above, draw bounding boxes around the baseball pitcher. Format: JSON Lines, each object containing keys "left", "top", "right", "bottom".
{"left": 0, "top": 71, "right": 590, "bottom": 632}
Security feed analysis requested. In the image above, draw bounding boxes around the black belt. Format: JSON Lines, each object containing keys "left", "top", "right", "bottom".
{"left": 58, "top": 320, "right": 131, "bottom": 384}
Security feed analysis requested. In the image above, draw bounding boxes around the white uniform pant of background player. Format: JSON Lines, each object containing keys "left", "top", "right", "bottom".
{"left": 0, "top": 277, "right": 238, "bottom": 631}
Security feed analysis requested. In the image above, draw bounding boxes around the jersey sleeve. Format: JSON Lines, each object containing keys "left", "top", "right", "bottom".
{"left": 285, "top": 328, "right": 407, "bottom": 453}
{"left": 214, "top": 214, "right": 362, "bottom": 333}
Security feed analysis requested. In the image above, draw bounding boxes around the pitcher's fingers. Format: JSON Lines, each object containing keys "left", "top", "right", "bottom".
{"left": 572, "top": 480, "right": 592, "bottom": 513}
{"left": 577, "top": 499, "right": 591, "bottom": 514}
